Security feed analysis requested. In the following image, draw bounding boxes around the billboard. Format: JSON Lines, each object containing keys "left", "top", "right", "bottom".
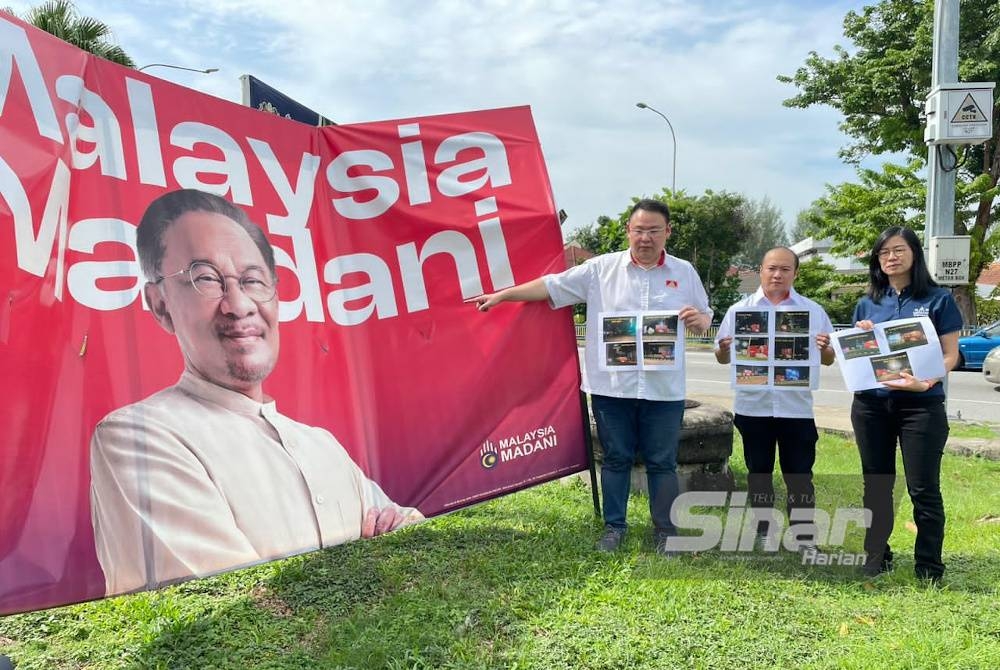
{"left": 240, "top": 74, "right": 333, "bottom": 125}
{"left": 0, "top": 13, "right": 587, "bottom": 614}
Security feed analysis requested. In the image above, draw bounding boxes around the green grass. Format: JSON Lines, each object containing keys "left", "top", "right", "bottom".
{"left": 949, "top": 421, "right": 999, "bottom": 440}
{"left": 2, "top": 433, "right": 999, "bottom": 669}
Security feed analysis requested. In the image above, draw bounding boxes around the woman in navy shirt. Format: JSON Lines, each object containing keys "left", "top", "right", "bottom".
{"left": 851, "top": 226, "right": 962, "bottom": 581}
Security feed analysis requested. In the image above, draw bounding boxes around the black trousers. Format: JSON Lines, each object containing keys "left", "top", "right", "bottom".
{"left": 733, "top": 414, "right": 818, "bottom": 534}
{"left": 851, "top": 393, "right": 948, "bottom": 578}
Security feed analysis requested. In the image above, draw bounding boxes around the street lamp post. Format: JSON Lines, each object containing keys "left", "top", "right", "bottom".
{"left": 137, "top": 63, "right": 219, "bottom": 74}
{"left": 636, "top": 102, "right": 677, "bottom": 194}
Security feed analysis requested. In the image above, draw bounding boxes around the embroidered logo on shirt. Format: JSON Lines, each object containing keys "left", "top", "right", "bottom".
{"left": 912, "top": 306, "right": 930, "bottom": 317}
{"left": 665, "top": 279, "right": 679, "bottom": 289}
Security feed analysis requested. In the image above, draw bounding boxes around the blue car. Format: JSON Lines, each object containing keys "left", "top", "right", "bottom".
{"left": 958, "top": 319, "right": 1000, "bottom": 370}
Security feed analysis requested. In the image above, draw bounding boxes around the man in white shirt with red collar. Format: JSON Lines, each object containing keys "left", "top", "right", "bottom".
{"left": 715, "top": 247, "right": 835, "bottom": 549}
{"left": 474, "top": 199, "right": 711, "bottom": 555}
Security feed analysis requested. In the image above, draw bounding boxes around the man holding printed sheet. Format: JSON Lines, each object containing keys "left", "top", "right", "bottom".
{"left": 714, "top": 247, "right": 835, "bottom": 550}
{"left": 472, "top": 199, "right": 711, "bottom": 555}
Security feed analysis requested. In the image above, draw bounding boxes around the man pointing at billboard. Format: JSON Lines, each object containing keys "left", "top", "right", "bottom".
{"left": 473, "top": 199, "right": 711, "bottom": 555}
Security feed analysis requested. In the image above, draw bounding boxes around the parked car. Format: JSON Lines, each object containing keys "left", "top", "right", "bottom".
{"left": 957, "top": 319, "right": 1000, "bottom": 370}
{"left": 984, "top": 346, "right": 1000, "bottom": 386}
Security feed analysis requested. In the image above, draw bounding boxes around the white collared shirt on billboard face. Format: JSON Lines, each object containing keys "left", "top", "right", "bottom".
{"left": 90, "top": 371, "right": 423, "bottom": 595}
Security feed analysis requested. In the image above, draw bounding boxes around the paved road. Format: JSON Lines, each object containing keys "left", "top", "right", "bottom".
{"left": 684, "top": 349, "right": 999, "bottom": 423}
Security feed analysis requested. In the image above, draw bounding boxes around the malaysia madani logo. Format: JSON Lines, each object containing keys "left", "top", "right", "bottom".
{"left": 480, "top": 442, "right": 498, "bottom": 469}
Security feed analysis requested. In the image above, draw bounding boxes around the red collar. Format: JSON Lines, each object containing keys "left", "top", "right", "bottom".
{"left": 630, "top": 250, "right": 666, "bottom": 268}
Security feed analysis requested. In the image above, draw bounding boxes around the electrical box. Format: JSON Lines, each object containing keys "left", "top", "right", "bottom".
{"left": 924, "top": 82, "right": 995, "bottom": 145}
{"left": 928, "top": 236, "right": 971, "bottom": 285}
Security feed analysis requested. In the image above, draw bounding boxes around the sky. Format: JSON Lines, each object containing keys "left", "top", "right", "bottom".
{"left": 9, "top": 0, "right": 881, "bottom": 238}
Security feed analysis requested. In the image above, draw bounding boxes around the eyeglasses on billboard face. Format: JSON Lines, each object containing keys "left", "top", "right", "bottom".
{"left": 156, "top": 261, "right": 277, "bottom": 303}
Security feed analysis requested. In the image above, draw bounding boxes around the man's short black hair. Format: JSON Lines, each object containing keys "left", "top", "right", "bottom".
{"left": 136, "top": 189, "right": 276, "bottom": 282}
{"left": 628, "top": 198, "right": 671, "bottom": 225}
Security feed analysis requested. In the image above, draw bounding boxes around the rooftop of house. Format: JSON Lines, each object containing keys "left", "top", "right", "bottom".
{"left": 563, "top": 242, "right": 595, "bottom": 267}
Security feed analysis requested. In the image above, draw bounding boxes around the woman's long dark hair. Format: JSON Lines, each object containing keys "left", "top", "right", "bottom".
{"left": 866, "top": 226, "right": 938, "bottom": 301}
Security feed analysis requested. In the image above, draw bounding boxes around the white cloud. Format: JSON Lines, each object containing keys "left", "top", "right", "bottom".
{"left": 64, "top": 0, "right": 875, "bottom": 233}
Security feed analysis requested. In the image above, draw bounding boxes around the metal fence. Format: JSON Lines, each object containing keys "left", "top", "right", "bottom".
{"left": 574, "top": 322, "right": 984, "bottom": 343}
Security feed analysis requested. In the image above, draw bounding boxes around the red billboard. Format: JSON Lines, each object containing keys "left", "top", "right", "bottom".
{"left": 0, "top": 13, "right": 586, "bottom": 614}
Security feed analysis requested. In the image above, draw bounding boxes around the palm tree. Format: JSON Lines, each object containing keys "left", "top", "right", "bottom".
{"left": 5, "top": 0, "right": 134, "bottom": 66}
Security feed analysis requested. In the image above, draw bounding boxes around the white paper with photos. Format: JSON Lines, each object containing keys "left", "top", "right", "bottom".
{"left": 829, "top": 316, "right": 946, "bottom": 392}
{"left": 598, "top": 310, "right": 684, "bottom": 371}
{"left": 729, "top": 306, "right": 821, "bottom": 391}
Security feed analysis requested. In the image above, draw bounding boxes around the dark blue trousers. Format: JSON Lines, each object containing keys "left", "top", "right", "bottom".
{"left": 591, "top": 395, "right": 685, "bottom": 533}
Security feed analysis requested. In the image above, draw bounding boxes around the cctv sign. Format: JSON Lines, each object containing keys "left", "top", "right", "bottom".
{"left": 924, "top": 82, "right": 996, "bottom": 145}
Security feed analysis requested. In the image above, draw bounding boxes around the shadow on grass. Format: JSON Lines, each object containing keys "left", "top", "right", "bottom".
{"left": 121, "top": 484, "right": 604, "bottom": 669}
{"left": 118, "top": 480, "right": 1000, "bottom": 669}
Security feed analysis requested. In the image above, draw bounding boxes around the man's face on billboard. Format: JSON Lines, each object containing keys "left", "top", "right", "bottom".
{"left": 145, "top": 210, "right": 279, "bottom": 401}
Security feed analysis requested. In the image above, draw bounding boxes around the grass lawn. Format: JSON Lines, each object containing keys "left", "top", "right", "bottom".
{"left": 2, "top": 431, "right": 999, "bottom": 670}
{"left": 949, "top": 421, "right": 999, "bottom": 440}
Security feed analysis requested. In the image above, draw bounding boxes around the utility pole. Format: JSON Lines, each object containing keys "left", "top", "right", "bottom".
{"left": 924, "top": 0, "right": 959, "bottom": 241}
{"left": 923, "top": 0, "right": 994, "bottom": 311}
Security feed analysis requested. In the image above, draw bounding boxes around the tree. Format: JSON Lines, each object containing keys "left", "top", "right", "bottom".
{"left": 976, "top": 288, "right": 1000, "bottom": 325}
{"left": 6, "top": 0, "right": 135, "bottom": 66}
{"left": 778, "top": 0, "right": 1000, "bottom": 324}
{"left": 579, "top": 189, "right": 749, "bottom": 316}
{"left": 794, "top": 257, "right": 866, "bottom": 324}
{"left": 565, "top": 215, "right": 619, "bottom": 255}
{"left": 790, "top": 206, "right": 824, "bottom": 244}
{"left": 707, "top": 272, "right": 743, "bottom": 321}
{"left": 736, "top": 196, "right": 789, "bottom": 267}
{"left": 667, "top": 190, "right": 750, "bottom": 316}
{"left": 808, "top": 160, "right": 928, "bottom": 257}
